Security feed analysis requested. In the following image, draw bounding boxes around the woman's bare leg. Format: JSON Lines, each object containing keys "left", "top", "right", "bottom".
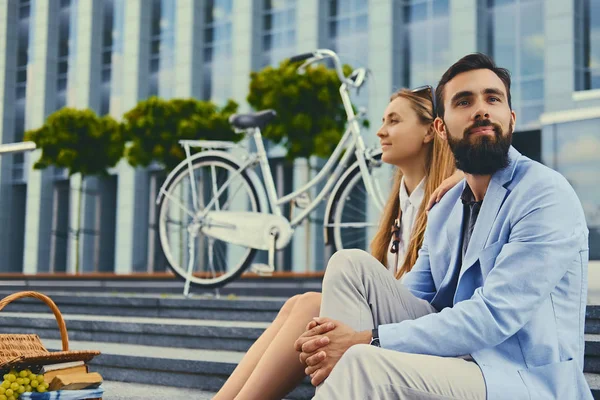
{"left": 234, "top": 292, "right": 322, "bottom": 400}
{"left": 214, "top": 294, "right": 302, "bottom": 399}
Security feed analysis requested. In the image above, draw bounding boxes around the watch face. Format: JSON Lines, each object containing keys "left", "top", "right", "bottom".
{"left": 370, "top": 338, "right": 380, "bottom": 347}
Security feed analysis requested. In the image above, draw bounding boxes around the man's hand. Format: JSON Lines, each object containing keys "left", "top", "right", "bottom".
{"left": 297, "top": 317, "right": 371, "bottom": 386}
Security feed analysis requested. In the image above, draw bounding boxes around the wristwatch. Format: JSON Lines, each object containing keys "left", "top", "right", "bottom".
{"left": 370, "top": 327, "right": 380, "bottom": 347}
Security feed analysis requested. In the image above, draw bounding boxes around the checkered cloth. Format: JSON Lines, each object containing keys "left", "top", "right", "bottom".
{"left": 18, "top": 387, "right": 104, "bottom": 399}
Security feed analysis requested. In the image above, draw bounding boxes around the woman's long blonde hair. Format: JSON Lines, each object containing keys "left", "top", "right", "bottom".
{"left": 370, "top": 89, "right": 456, "bottom": 279}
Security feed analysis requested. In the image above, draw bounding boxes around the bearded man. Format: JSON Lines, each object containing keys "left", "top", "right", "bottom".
{"left": 294, "top": 53, "right": 592, "bottom": 400}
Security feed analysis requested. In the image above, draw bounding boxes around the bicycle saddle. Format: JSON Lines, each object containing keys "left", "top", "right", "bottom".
{"left": 229, "top": 109, "right": 277, "bottom": 129}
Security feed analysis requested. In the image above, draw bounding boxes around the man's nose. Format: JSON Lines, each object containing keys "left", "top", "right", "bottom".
{"left": 473, "top": 101, "right": 490, "bottom": 120}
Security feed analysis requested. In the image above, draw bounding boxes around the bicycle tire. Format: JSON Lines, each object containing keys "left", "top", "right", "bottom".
{"left": 327, "top": 151, "right": 385, "bottom": 253}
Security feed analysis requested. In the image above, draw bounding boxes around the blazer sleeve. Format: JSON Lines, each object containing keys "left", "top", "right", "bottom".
{"left": 379, "top": 178, "right": 588, "bottom": 356}
{"left": 401, "top": 222, "right": 437, "bottom": 302}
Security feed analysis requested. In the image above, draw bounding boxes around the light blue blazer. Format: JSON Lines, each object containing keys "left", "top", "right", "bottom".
{"left": 379, "top": 147, "right": 591, "bottom": 400}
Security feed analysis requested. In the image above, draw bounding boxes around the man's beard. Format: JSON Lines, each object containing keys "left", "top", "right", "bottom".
{"left": 445, "top": 120, "right": 513, "bottom": 175}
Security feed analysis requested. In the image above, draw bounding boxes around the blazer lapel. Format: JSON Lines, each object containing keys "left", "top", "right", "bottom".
{"left": 458, "top": 146, "right": 521, "bottom": 283}
{"left": 459, "top": 180, "right": 507, "bottom": 276}
{"left": 431, "top": 195, "right": 464, "bottom": 310}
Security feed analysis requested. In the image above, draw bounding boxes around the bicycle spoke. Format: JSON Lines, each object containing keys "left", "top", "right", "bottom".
{"left": 332, "top": 222, "right": 377, "bottom": 228}
{"left": 211, "top": 165, "right": 221, "bottom": 211}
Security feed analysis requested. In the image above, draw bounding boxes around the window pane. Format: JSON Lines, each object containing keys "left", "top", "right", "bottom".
{"left": 520, "top": 78, "right": 544, "bottom": 103}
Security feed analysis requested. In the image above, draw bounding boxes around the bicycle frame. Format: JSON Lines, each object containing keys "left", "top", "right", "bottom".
{"left": 239, "top": 87, "right": 384, "bottom": 229}
{"left": 169, "top": 50, "right": 386, "bottom": 232}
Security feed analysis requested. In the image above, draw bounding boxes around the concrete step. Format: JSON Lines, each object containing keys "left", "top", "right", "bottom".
{"left": 587, "top": 306, "right": 600, "bottom": 334}
{"left": 44, "top": 338, "right": 315, "bottom": 400}
{"left": 0, "top": 291, "right": 286, "bottom": 322}
{"left": 586, "top": 334, "right": 600, "bottom": 375}
{"left": 0, "top": 276, "right": 323, "bottom": 297}
{"left": 0, "top": 311, "right": 268, "bottom": 352}
{"left": 586, "top": 373, "right": 600, "bottom": 399}
{"left": 45, "top": 337, "right": 600, "bottom": 400}
{"left": 101, "top": 381, "right": 215, "bottom": 400}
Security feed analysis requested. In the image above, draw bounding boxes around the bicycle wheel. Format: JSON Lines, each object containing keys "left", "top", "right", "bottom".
{"left": 328, "top": 152, "right": 392, "bottom": 252}
{"left": 158, "top": 154, "right": 261, "bottom": 288}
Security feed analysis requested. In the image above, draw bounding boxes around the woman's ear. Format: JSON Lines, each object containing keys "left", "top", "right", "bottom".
{"left": 423, "top": 125, "right": 435, "bottom": 144}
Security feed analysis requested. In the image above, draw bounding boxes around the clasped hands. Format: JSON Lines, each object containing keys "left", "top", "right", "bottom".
{"left": 293, "top": 317, "right": 372, "bottom": 386}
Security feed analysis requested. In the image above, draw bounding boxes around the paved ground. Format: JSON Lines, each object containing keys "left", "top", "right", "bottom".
{"left": 101, "top": 381, "right": 214, "bottom": 399}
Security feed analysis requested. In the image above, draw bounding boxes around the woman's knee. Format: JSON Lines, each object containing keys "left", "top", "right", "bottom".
{"left": 291, "top": 291, "right": 322, "bottom": 316}
{"left": 276, "top": 294, "right": 301, "bottom": 320}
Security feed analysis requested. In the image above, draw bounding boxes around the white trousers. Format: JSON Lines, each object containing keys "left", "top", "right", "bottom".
{"left": 313, "top": 249, "right": 487, "bottom": 400}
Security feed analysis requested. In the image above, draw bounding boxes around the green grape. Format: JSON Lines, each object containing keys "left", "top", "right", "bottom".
{"left": 21, "top": 378, "right": 29, "bottom": 386}
{"left": 15, "top": 379, "right": 22, "bottom": 386}
{"left": 29, "top": 380, "right": 38, "bottom": 388}
{"left": 24, "top": 385, "right": 31, "bottom": 392}
{"left": 6, "top": 396, "right": 14, "bottom": 400}
{"left": 8, "top": 383, "right": 17, "bottom": 392}
{"left": 0, "top": 395, "right": 5, "bottom": 400}
{"left": 17, "top": 371, "right": 27, "bottom": 379}
{"left": 5, "top": 376, "right": 15, "bottom": 383}
{"left": 36, "top": 386, "right": 47, "bottom": 393}
{"left": 0, "top": 387, "right": 4, "bottom": 394}
{"left": 0, "top": 381, "right": 9, "bottom": 389}
{"left": 1, "top": 375, "right": 6, "bottom": 381}
{"left": 3, "top": 389, "right": 11, "bottom": 397}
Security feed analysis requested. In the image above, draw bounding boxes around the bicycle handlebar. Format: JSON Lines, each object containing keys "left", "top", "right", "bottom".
{"left": 289, "top": 49, "right": 367, "bottom": 90}
{"left": 289, "top": 52, "right": 314, "bottom": 63}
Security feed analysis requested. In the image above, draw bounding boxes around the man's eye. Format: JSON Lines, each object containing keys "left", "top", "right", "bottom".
{"left": 489, "top": 97, "right": 500, "bottom": 103}
{"left": 457, "top": 100, "right": 469, "bottom": 106}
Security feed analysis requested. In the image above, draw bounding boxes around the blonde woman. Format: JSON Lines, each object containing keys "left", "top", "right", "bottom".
{"left": 214, "top": 87, "right": 462, "bottom": 400}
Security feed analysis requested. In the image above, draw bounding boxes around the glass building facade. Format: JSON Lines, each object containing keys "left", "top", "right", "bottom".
{"left": 0, "top": 0, "right": 598, "bottom": 275}
{"left": 262, "top": 0, "right": 297, "bottom": 67}
{"left": 402, "top": 0, "right": 451, "bottom": 88}
{"left": 203, "top": 0, "right": 233, "bottom": 103}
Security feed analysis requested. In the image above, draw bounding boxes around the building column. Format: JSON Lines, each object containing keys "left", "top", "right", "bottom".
{"left": 23, "top": 0, "right": 60, "bottom": 274}
{"left": 231, "top": 0, "right": 261, "bottom": 111}
{"left": 113, "top": 0, "right": 151, "bottom": 274}
{"left": 0, "top": 1, "right": 21, "bottom": 272}
{"left": 65, "top": 0, "right": 104, "bottom": 273}
{"left": 544, "top": 0, "right": 576, "bottom": 113}
{"left": 450, "top": 0, "right": 478, "bottom": 62}
{"left": 291, "top": 0, "right": 325, "bottom": 272}
{"left": 174, "top": 0, "right": 204, "bottom": 99}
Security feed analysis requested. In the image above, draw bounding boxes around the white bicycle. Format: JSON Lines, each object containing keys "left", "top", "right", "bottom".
{"left": 156, "top": 49, "right": 391, "bottom": 291}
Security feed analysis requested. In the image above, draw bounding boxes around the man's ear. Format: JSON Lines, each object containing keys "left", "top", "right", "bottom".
{"left": 510, "top": 109, "right": 517, "bottom": 127}
{"left": 433, "top": 117, "right": 447, "bottom": 141}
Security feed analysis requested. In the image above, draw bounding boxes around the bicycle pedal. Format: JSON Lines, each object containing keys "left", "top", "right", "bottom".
{"left": 249, "top": 263, "right": 274, "bottom": 276}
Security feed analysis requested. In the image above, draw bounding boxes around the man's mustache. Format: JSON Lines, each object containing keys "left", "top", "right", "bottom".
{"left": 463, "top": 120, "right": 502, "bottom": 137}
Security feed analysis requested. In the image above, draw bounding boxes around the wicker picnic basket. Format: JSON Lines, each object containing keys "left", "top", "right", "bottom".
{"left": 0, "top": 291, "right": 101, "bottom": 372}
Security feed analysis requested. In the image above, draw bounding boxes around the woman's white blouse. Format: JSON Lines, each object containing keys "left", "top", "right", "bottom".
{"left": 386, "top": 177, "right": 425, "bottom": 275}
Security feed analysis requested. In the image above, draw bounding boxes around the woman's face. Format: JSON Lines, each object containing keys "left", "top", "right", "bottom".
{"left": 377, "top": 96, "right": 433, "bottom": 167}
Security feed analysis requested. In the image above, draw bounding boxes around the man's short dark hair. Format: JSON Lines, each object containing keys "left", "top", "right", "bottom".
{"left": 434, "top": 53, "right": 512, "bottom": 118}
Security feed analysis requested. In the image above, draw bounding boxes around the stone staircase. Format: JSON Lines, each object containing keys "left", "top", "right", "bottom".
{"left": 0, "top": 290, "right": 598, "bottom": 399}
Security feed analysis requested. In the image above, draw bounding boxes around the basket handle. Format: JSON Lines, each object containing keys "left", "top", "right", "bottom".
{"left": 0, "top": 291, "right": 69, "bottom": 351}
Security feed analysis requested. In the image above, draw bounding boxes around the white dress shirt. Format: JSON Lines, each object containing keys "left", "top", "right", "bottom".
{"left": 386, "top": 176, "right": 426, "bottom": 275}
